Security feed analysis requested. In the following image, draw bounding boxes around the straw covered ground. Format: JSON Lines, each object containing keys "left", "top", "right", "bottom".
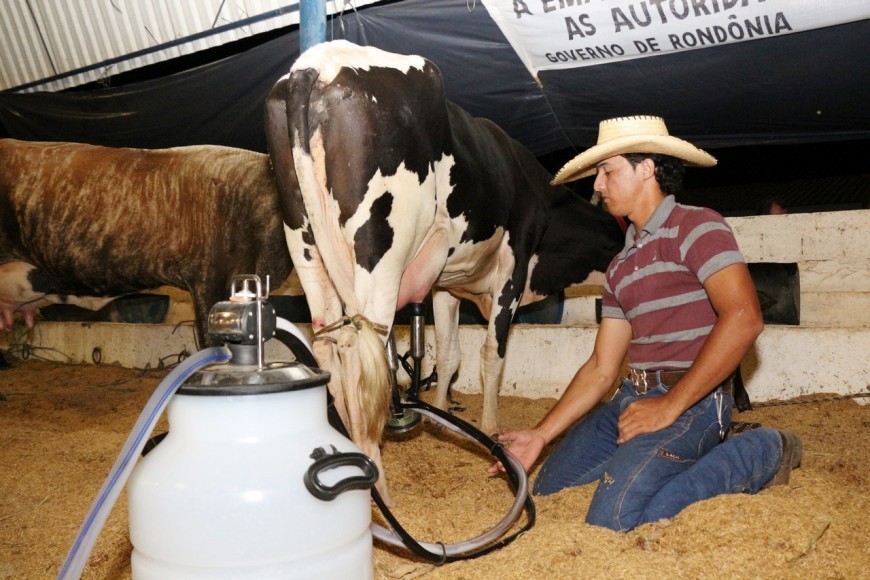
{"left": 1, "top": 358, "right": 868, "bottom": 579}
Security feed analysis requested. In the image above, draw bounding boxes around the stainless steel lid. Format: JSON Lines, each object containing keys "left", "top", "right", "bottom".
{"left": 178, "top": 361, "right": 330, "bottom": 396}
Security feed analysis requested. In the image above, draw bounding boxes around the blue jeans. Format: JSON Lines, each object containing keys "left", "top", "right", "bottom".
{"left": 533, "top": 379, "right": 783, "bottom": 531}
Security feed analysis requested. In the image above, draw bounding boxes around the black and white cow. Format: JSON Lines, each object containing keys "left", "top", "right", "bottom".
{"left": 0, "top": 139, "right": 293, "bottom": 346}
{"left": 265, "top": 40, "right": 623, "bottom": 505}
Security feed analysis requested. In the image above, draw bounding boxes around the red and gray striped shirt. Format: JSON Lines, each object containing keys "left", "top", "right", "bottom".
{"left": 601, "top": 196, "right": 745, "bottom": 371}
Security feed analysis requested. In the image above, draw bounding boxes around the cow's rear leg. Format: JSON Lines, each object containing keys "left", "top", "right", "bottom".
{"left": 431, "top": 290, "right": 461, "bottom": 413}
{"left": 305, "top": 275, "right": 352, "bottom": 436}
{"left": 313, "top": 337, "right": 350, "bottom": 429}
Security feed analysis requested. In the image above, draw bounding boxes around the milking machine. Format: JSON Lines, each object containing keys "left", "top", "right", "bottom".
{"left": 57, "top": 276, "right": 533, "bottom": 579}
{"left": 384, "top": 303, "right": 426, "bottom": 434}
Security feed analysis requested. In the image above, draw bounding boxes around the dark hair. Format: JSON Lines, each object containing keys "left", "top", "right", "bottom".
{"left": 756, "top": 195, "right": 788, "bottom": 215}
{"left": 622, "top": 153, "right": 685, "bottom": 197}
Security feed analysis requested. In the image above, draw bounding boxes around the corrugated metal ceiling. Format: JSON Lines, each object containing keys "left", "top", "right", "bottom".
{"left": 0, "top": 1, "right": 376, "bottom": 93}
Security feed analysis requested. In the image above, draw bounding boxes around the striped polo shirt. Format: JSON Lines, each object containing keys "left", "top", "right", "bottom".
{"left": 601, "top": 196, "right": 745, "bottom": 371}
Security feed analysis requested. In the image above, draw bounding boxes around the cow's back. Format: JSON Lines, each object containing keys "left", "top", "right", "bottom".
{"left": 0, "top": 138, "right": 291, "bottom": 298}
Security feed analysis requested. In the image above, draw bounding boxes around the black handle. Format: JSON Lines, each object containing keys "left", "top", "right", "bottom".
{"left": 304, "top": 448, "right": 379, "bottom": 501}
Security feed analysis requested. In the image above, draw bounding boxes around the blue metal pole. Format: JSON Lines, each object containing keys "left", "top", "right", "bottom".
{"left": 300, "top": 0, "right": 326, "bottom": 53}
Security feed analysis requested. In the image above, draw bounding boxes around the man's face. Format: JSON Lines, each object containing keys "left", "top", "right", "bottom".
{"left": 593, "top": 155, "right": 644, "bottom": 217}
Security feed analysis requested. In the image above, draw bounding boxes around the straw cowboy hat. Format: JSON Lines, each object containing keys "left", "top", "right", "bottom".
{"left": 552, "top": 115, "right": 717, "bottom": 184}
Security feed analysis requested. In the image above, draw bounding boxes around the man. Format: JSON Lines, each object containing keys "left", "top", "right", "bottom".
{"left": 491, "top": 116, "right": 802, "bottom": 532}
{"left": 757, "top": 195, "right": 789, "bottom": 215}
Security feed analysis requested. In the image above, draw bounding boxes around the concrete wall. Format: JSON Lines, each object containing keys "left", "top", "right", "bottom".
{"left": 3, "top": 210, "right": 868, "bottom": 404}
{"left": 4, "top": 319, "right": 867, "bottom": 405}
{"left": 563, "top": 209, "right": 870, "bottom": 328}
{"left": 731, "top": 210, "right": 870, "bottom": 327}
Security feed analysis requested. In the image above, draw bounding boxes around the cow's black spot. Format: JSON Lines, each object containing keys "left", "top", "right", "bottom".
{"left": 493, "top": 275, "right": 520, "bottom": 359}
{"left": 354, "top": 192, "right": 394, "bottom": 273}
{"left": 362, "top": 64, "right": 445, "bottom": 185}
{"left": 302, "top": 226, "right": 316, "bottom": 248}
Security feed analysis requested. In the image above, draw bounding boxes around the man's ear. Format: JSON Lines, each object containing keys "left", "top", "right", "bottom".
{"left": 640, "top": 157, "right": 656, "bottom": 180}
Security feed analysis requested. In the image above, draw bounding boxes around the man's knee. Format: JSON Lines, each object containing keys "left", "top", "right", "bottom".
{"left": 583, "top": 470, "right": 646, "bottom": 532}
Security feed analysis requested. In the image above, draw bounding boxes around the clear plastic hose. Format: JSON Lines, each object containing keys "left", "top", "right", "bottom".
{"left": 276, "top": 316, "right": 313, "bottom": 353}
{"left": 57, "top": 346, "right": 231, "bottom": 580}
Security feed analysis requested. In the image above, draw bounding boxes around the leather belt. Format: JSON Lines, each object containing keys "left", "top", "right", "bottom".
{"left": 627, "top": 368, "right": 735, "bottom": 397}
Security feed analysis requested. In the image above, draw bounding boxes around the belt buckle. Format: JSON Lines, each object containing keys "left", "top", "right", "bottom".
{"left": 630, "top": 368, "right": 650, "bottom": 395}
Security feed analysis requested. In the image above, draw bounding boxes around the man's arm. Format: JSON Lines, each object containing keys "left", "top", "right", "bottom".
{"left": 616, "top": 262, "right": 763, "bottom": 443}
{"left": 490, "top": 317, "right": 632, "bottom": 473}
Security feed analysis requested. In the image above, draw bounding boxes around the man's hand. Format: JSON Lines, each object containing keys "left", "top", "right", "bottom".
{"left": 488, "top": 430, "right": 547, "bottom": 474}
{"left": 617, "top": 395, "right": 681, "bottom": 444}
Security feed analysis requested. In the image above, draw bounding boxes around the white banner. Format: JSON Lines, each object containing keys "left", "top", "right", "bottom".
{"left": 481, "top": 0, "right": 870, "bottom": 77}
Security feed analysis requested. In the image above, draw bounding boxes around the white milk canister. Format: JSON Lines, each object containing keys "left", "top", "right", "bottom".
{"left": 127, "top": 360, "right": 377, "bottom": 579}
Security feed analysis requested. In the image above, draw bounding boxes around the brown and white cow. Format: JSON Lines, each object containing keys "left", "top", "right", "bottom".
{"left": 0, "top": 139, "right": 293, "bottom": 346}
{"left": 264, "top": 41, "right": 623, "bottom": 505}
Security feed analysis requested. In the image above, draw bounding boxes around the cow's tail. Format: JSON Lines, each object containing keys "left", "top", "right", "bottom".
{"left": 356, "top": 320, "right": 391, "bottom": 442}
{"left": 286, "top": 66, "right": 391, "bottom": 443}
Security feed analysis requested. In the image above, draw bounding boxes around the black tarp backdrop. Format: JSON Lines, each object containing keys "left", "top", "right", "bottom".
{"left": 0, "top": 29, "right": 301, "bottom": 152}
{"left": 0, "top": 0, "right": 868, "bottom": 213}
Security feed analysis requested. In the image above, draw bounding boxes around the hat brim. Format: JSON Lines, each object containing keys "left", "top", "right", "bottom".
{"left": 551, "top": 135, "right": 717, "bottom": 185}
